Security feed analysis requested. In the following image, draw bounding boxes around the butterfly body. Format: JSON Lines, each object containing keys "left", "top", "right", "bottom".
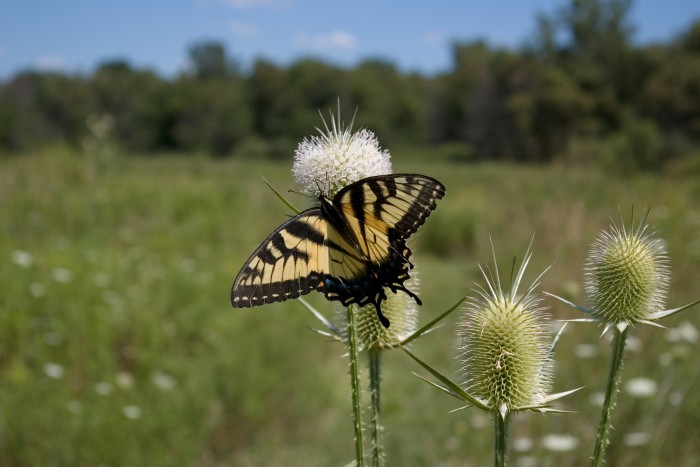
{"left": 231, "top": 174, "right": 445, "bottom": 327}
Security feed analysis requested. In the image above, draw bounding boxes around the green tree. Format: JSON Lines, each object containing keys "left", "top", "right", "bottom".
{"left": 344, "top": 59, "right": 427, "bottom": 146}
{"left": 188, "top": 41, "right": 237, "bottom": 80}
{"left": 166, "top": 76, "right": 251, "bottom": 156}
{"left": 90, "top": 60, "right": 165, "bottom": 152}
{"left": 0, "top": 71, "right": 90, "bottom": 152}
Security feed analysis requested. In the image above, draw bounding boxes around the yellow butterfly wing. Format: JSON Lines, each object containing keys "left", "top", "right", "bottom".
{"left": 231, "top": 211, "right": 329, "bottom": 308}
{"left": 335, "top": 174, "right": 446, "bottom": 264}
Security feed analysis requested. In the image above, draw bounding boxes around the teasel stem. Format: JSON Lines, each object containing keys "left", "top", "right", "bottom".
{"left": 368, "top": 347, "right": 384, "bottom": 467}
{"left": 494, "top": 412, "right": 509, "bottom": 467}
{"left": 591, "top": 324, "right": 629, "bottom": 467}
{"left": 346, "top": 304, "right": 365, "bottom": 466}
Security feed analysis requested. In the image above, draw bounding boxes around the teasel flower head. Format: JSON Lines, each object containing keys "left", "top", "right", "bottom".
{"left": 583, "top": 217, "right": 670, "bottom": 326}
{"left": 546, "top": 208, "right": 700, "bottom": 333}
{"left": 292, "top": 111, "right": 392, "bottom": 199}
{"left": 456, "top": 245, "right": 561, "bottom": 416}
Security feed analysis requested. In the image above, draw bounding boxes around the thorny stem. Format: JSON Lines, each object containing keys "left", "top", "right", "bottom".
{"left": 368, "top": 347, "right": 384, "bottom": 467}
{"left": 346, "top": 305, "right": 365, "bottom": 467}
{"left": 591, "top": 325, "right": 629, "bottom": 467}
{"left": 495, "top": 412, "right": 509, "bottom": 467}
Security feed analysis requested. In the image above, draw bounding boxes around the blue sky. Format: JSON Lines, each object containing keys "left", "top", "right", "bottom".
{"left": 1, "top": 0, "right": 699, "bottom": 78}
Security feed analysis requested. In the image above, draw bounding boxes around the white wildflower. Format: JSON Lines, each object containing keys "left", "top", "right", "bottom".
{"left": 624, "top": 432, "right": 651, "bottom": 447}
{"left": 624, "top": 377, "right": 658, "bottom": 397}
{"left": 116, "top": 371, "right": 134, "bottom": 389}
{"left": 43, "top": 363, "right": 65, "bottom": 379}
{"left": 152, "top": 371, "right": 177, "bottom": 391}
{"left": 541, "top": 433, "right": 579, "bottom": 452}
{"left": 122, "top": 405, "right": 142, "bottom": 420}
{"left": 95, "top": 381, "right": 114, "bottom": 396}
{"left": 51, "top": 267, "right": 73, "bottom": 283}
{"left": 11, "top": 250, "right": 34, "bottom": 268}
{"left": 293, "top": 116, "right": 391, "bottom": 198}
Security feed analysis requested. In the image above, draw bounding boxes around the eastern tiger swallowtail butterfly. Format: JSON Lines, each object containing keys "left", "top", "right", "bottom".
{"left": 231, "top": 173, "right": 446, "bottom": 328}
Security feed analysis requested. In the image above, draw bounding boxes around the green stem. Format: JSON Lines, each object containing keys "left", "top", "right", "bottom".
{"left": 591, "top": 325, "right": 629, "bottom": 467}
{"left": 494, "top": 412, "right": 509, "bottom": 467}
{"left": 346, "top": 305, "right": 365, "bottom": 467}
{"left": 368, "top": 347, "right": 383, "bottom": 467}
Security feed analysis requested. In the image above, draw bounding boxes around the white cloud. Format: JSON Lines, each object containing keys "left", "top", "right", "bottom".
{"left": 422, "top": 31, "right": 445, "bottom": 46}
{"left": 35, "top": 54, "right": 69, "bottom": 72}
{"left": 295, "top": 29, "right": 357, "bottom": 51}
{"left": 230, "top": 21, "right": 261, "bottom": 38}
{"left": 210, "top": 0, "right": 289, "bottom": 9}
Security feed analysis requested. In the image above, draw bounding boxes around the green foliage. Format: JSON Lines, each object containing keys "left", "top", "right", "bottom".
{"left": 188, "top": 41, "right": 238, "bottom": 80}
{"left": 2, "top": 4, "right": 700, "bottom": 168}
{"left": 599, "top": 115, "right": 663, "bottom": 172}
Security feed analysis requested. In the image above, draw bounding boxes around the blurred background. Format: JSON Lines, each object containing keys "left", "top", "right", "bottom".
{"left": 1, "top": 0, "right": 700, "bottom": 465}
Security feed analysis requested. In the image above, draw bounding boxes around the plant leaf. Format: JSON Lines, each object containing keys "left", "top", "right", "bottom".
{"left": 542, "top": 386, "right": 583, "bottom": 402}
{"left": 401, "top": 346, "right": 490, "bottom": 411}
{"left": 544, "top": 292, "right": 594, "bottom": 314}
{"left": 262, "top": 176, "right": 301, "bottom": 214}
{"left": 549, "top": 322, "right": 568, "bottom": 356}
{"left": 298, "top": 297, "right": 342, "bottom": 337}
{"left": 400, "top": 296, "right": 466, "bottom": 346}
{"left": 647, "top": 298, "right": 700, "bottom": 320}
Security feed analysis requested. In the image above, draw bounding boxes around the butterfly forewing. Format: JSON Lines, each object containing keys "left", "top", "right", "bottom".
{"left": 231, "top": 211, "right": 329, "bottom": 307}
{"left": 336, "top": 174, "right": 446, "bottom": 263}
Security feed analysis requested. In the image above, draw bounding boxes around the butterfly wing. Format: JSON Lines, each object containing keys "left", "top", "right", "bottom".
{"left": 327, "top": 174, "right": 446, "bottom": 325}
{"left": 334, "top": 173, "right": 446, "bottom": 263}
{"left": 231, "top": 210, "right": 329, "bottom": 308}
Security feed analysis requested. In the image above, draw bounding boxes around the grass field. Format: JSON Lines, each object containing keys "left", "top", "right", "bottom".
{"left": 1, "top": 147, "right": 700, "bottom": 466}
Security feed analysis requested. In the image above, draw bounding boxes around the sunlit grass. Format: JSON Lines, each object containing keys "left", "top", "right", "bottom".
{"left": 1, "top": 148, "right": 699, "bottom": 465}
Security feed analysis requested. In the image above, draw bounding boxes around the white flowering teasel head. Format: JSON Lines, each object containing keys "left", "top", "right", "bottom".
{"left": 584, "top": 217, "right": 670, "bottom": 325}
{"left": 293, "top": 113, "right": 392, "bottom": 198}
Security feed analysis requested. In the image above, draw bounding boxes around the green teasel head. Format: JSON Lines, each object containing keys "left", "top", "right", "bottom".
{"left": 457, "top": 248, "right": 553, "bottom": 414}
{"left": 584, "top": 214, "right": 670, "bottom": 325}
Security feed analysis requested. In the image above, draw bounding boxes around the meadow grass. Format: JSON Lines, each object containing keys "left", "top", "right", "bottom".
{"left": 1, "top": 148, "right": 699, "bottom": 466}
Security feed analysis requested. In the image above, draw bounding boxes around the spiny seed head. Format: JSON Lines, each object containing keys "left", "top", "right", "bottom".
{"left": 584, "top": 222, "right": 670, "bottom": 324}
{"left": 457, "top": 251, "right": 552, "bottom": 413}
{"left": 292, "top": 114, "right": 392, "bottom": 198}
{"left": 338, "top": 273, "right": 419, "bottom": 350}
{"left": 458, "top": 293, "right": 552, "bottom": 412}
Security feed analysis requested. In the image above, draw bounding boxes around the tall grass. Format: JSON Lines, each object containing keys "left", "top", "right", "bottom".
{"left": 1, "top": 148, "right": 699, "bottom": 465}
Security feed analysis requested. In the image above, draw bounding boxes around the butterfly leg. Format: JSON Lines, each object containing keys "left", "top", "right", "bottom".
{"left": 392, "top": 283, "right": 422, "bottom": 306}
{"left": 374, "top": 300, "right": 391, "bottom": 328}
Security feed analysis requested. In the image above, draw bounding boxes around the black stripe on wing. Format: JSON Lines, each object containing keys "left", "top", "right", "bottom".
{"left": 335, "top": 173, "right": 446, "bottom": 240}
{"left": 231, "top": 210, "right": 328, "bottom": 308}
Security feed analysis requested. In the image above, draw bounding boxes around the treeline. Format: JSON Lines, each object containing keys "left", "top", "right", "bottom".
{"left": 2, "top": 0, "right": 700, "bottom": 169}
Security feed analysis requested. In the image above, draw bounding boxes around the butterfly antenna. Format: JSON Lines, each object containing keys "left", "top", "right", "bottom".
{"left": 288, "top": 188, "right": 314, "bottom": 199}
{"left": 313, "top": 179, "right": 326, "bottom": 198}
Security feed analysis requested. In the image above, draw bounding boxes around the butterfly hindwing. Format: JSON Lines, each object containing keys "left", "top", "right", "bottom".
{"left": 231, "top": 210, "right": 329, "bottom": 308}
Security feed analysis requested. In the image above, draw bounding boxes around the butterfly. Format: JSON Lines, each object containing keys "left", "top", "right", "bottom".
{"left": 231, "top": 173, "right": 446, "bottom": 328}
